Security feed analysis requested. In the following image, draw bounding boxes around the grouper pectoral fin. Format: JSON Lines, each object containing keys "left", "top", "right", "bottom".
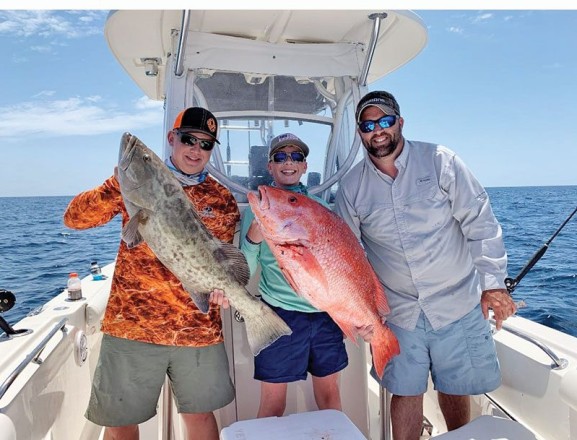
{"left": 121, "top": 209, "right": 147, "bottom": 248}
{"left": 213, "top": 242, "right": 251, "bottom": 286}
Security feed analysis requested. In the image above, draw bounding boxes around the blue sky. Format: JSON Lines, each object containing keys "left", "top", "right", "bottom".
{"left": 1, "top": 9, "right": 576, "bottom": 197}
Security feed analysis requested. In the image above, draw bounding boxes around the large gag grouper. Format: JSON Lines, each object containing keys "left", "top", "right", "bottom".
{"left": 248, "top": 185, "right": 400, "bottom": 378}
{"left": 116, "top": 133, "right": 292, "bottom": 355}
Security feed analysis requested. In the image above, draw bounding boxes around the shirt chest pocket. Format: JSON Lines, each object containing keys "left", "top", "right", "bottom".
{"left": 357, "top": 202, "right": 400, "bottom": 242}
{"left": 357, "top": 182, "right": 449, "bottom": 241}
{"left": 402, "top": 179, "right": 441, "bottom": 205}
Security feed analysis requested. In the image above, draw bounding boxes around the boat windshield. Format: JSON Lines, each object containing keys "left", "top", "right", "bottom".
{"left": 179, "top": 69, "right": 362, "bottom": 203}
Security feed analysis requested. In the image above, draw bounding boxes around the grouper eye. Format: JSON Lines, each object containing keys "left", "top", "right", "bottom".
{"left": 143, "top": 154, "right": 151, "bottom": 162}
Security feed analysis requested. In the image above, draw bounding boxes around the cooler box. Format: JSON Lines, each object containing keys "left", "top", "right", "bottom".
{"left": 220, "top": 409, "right": 366, "bottom": 439}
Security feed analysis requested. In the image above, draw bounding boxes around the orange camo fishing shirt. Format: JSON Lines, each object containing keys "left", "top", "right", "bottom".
{"left": 63, "top": 175, "right": 240, "bottom": 347}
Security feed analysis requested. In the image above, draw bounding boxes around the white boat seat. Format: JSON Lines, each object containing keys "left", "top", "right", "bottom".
{"left": 432, "top": 415, "right": 537, "bottom": 440}
{"left": 220, "top": 409, "right": 366, "bottom": 439}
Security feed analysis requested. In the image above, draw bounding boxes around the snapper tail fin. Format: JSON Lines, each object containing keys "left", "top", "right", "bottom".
{"left": 371, "top": 323, "right": 401, "bottom": 379}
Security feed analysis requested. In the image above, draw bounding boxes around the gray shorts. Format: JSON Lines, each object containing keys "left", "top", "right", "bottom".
{"left": 372, "top": 304, "right": 501, "bottom": 396}
{"left": 85, "top": 334, "right": 235, "bottom": 426}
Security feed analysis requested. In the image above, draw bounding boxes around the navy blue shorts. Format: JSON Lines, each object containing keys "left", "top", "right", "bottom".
{"left": 254, "top": 304, "right": 348, "bottom": 383}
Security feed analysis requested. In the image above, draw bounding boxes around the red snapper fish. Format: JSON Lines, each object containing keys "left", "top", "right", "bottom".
{"left": 247, "top": 185, "right": 400, "bottom": 378}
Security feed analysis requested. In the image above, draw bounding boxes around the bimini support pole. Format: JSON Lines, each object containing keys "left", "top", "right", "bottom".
{"left": 174, "top": 10, "right": 191, "bottom": 77}
{"left": 359, "top": 13, "right": 388, "bottom": 86}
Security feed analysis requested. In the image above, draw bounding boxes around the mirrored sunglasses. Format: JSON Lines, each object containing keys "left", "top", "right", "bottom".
{"left": 270, "top": 151, "right": 306, "bottom": 163}
{"left": 177, "top": 132, "right": 215, "bottom": 151}
{"left": 358, "top": 115, "right": 398, "bottom": 133}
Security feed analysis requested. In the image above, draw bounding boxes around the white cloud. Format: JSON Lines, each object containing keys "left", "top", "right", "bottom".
{"left": 472, "top": 13, "right": 494, "bottom": 23}
{"left": 0, "top": 96, "right": 164, "bottom": 139}
{"left": 0, "top": 10, "right": 106, "bottom": 38}
{"left": 85, "top": 95, "right": 103, "bottom": 103}
{"left": 29, "top": 45, "right": 54, "bottom": 53}
{"left": 134, "top": 96, "right": 164, "bottom": 111}
{"left": 32, "top": 90, "right": 56, "bottom": 98}
{"left": 447, "top": 26, "right": 464, "bottom": 34}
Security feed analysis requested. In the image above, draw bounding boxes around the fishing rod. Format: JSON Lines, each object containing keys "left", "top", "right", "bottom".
{"left": 505, "top": 204, "right": 577, "bottom": 294}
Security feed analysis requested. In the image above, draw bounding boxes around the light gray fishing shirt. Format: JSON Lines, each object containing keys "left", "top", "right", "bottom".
{"left": 334, "top": 140, "right": 508, "bottom": 331}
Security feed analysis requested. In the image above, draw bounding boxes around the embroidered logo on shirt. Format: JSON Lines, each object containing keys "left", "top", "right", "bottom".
{"left": 416, "top": 176, "right": 431, "bottom": 186}
{"left": 200, "top": 206, "right": 215, "bottom": 218}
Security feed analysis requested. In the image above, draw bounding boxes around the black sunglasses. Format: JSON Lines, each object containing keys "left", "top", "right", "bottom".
{"left": 270, "top": 151, "right": 306, "bottom": 163}
{"left": 358, "top": 115, "right": 398, "bottom": 133}
{"left": 177, "top": 132, "right": 215, "bottom": 151}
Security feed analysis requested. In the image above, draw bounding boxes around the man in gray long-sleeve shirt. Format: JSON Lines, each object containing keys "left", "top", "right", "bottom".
{"left": 334, "top": 91, "right": 517, "bottom": 440}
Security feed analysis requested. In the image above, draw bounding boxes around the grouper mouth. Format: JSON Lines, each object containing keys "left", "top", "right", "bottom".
{"left": 118, "top": 132, "right": 137, "bottom": 172}
{"left": 117, "top": 132, "right": 147, "bottom": 194}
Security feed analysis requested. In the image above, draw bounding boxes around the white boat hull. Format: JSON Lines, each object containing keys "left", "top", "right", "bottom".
{"left": 2, "top": 262, "right": 577, "bottom": 440}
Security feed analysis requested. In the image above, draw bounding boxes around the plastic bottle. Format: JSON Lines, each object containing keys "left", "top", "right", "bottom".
{"left": 67, "top": 272, "right": 83, "bottom": 301}
{"left": 90, "top": 261, "right": 104, "bottom": 281}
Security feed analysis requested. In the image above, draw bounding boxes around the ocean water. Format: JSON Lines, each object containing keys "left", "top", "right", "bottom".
{"left": 1, "top": 186, "right": 576, "bottom": 337}
{"left": 488, "top": 186, "right": 577, "bottom": 336}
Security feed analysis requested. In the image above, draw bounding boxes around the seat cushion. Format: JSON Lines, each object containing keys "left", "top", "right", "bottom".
{"left": 432, "top": 415, "right": 536, "bottom": 440}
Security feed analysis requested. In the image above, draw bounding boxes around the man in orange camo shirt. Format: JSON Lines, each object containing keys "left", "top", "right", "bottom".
{"left": 64, "top": 107, "right": 237, "bottom": 440}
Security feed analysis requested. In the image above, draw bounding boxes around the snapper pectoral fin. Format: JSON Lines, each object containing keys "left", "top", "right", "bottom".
{"left": 122, "top": 209, "right": 148, "bottom": 248}
{"left": 276, "top": 245, "right": 329, "bottom": 297}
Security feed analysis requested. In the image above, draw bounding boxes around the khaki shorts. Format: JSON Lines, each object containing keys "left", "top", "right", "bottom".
{"left": 85, "top": 334, "right": 235, "bottom": 427}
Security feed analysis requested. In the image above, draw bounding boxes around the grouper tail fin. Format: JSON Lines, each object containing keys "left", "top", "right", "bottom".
{"left": 243, "top": 301, "right": 292, "bottom": 356}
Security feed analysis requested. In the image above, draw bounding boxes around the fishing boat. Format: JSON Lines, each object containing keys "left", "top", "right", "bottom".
{"left": 1, "top": 9, "right": 576, "bottom": 440}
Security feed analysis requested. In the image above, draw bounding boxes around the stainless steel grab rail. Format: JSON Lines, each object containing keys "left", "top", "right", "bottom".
{"left": 493, "top": 319, "right": 568, "bottom": 370}
{"left": 159, "top": 376, "right": 175, "bottom": 440}
{"left": 379, "top": 387, "right": 392, "bottom": 440}
{"left": 0, "top": 318, "right": 68, "bottom": 400}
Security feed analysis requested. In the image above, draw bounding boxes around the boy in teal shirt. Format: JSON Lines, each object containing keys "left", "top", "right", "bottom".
{"left": 226, "top": 133, "right": 349, "bottom": 417}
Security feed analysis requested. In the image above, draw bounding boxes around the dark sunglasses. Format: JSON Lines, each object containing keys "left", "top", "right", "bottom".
{"left": 358, "top": 115, "right": 398, "bottom": 133}
{"left": 177, "top": 132, "right": 215, "bottom": 151}
{"left": 270, "top": 151, "right": 306, "bottom": 163}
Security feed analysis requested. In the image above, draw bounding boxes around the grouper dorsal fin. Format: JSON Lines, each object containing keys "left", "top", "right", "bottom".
{"left": 122, "top": 209, "right": 148, "bottom": 248}
{"left": 213, "top": 243, "right": 251, "bottom": 286}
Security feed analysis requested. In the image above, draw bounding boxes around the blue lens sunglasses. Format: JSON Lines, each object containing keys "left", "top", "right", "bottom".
{"left": 270, "top": 151, "right": 306, "bottom": 163}
{"left": 358, "top": 115, "right": 397, "bottom": 133}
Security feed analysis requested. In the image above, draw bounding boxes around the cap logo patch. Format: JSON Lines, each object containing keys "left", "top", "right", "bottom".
{"left": 207, "top": 118, "right": 217, "bottom": 134}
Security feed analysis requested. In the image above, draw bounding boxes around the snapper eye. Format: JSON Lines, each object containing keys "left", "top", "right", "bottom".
{"left": 143, "top": 154, "right": 151, "bottom": 162}
{"left": 288, "top": 196, "right": 297, "bottom": 204}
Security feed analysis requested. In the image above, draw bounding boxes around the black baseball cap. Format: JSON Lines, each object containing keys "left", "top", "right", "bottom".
{"left": 173, "top": 107, "right": 220, "bottom": 144}
{"left": 356, "top": 91, "right": 400, "bottom": 122}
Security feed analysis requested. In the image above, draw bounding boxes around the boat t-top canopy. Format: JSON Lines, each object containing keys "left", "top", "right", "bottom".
{"left": 104, "top": 10, "right": 427, "bottom": 101}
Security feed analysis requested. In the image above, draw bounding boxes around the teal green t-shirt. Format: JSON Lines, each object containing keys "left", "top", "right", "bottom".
{"left": 240, "top": 183, "right": 329, "bottom": 312}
